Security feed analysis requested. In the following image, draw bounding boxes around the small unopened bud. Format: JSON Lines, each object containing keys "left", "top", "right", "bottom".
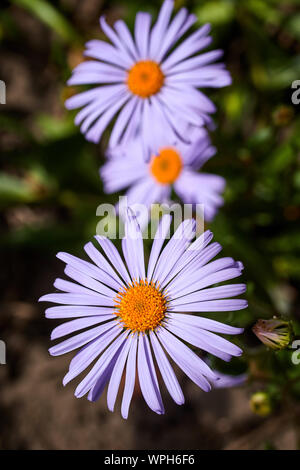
{"left": 252, "top": 318, "right": 293, "bottom": 350}
{"left": 250, "top": 391, "right": 272, "bottom": 417}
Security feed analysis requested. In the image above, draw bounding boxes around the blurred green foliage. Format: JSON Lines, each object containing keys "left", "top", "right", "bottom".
{"left": 0, "top": 0, "right": 300, "bottom": 417}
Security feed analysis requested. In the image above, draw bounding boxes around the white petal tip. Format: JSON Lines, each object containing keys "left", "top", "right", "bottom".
{"left": 175, "top": 397, "right": 185, "bottom": 406}
{"left": 56, "top": 252, "right": 66, "bottom": 261}
{"left": 62, "top": 375, "right": 70, "bottom": 386}
{"left": 75, "top": 389, "right": 84, "bottom": 399}
{"left": 48, "top": 347, "right": 57, "bottom": 357}
{"left": 64, "top": 99, "right": 74, "bottom": 110}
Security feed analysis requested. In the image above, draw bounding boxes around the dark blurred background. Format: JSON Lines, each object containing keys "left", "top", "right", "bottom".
{"left": 0, "top": 0, "right": 300, "bottom": 450}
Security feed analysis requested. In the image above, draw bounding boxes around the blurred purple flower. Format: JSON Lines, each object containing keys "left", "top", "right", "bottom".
{"left": 39, "top": 211, "right": 246, "bottom": 418}
{"left": 211, "top": 371, "right": 247, "bottom": 389}
{"left": 65, "top": 0, "right": 231, "bottom": 154}
{"left": 101, "top": 127, "right": 225, "bottom": 227}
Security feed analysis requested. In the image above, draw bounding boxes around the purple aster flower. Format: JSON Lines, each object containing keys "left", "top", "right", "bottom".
{"left": 101, "top": 128, "right": 225, "bottom": 226}
{"left": 39, "top": 211, "right": 247, "bottom": 418}
{"left": 65, "top": 0, "right": 231, "bottom": 154}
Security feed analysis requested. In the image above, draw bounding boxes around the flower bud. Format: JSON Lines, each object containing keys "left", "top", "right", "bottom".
{"left": 250, "top": 391, "right": 272, "bottom": 417}
{"left": 252, "top": 318, "right": 293, "bottom": 350}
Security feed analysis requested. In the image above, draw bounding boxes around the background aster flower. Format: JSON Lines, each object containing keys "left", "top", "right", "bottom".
{"left": 101, "top": 128, "right": 225, "bottom": 226}
{"left": 65, "top": 0, "right": 231, "bottom": 154}
{"left": 39, "top": 211, "right": 247, "bottom": 418}
{"left": 212, "top": 370, "right": 247, "bottom": 389}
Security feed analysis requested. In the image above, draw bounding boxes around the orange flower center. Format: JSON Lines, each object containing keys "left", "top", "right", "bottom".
{"left": 150, "top": 147, "right": 183, "bottom": 185}
{"left": 114, "top": 280, "right": 167, "bottom": 332}
{"left": 127, "top": 60, "right": 164, "bottom": 98}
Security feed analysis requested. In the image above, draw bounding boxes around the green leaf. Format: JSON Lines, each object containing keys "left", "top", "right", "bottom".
{"left": 35, "top": 113, "right": 76, "bottom": 142}
{"left": 11, "top": 0, "right": 80, "bottom": 44}
{"left": 0, "top": 173, "right": 35, "bottom": 204}
{"left": 195, "top": 0, "right": 234, "bottom": 25}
